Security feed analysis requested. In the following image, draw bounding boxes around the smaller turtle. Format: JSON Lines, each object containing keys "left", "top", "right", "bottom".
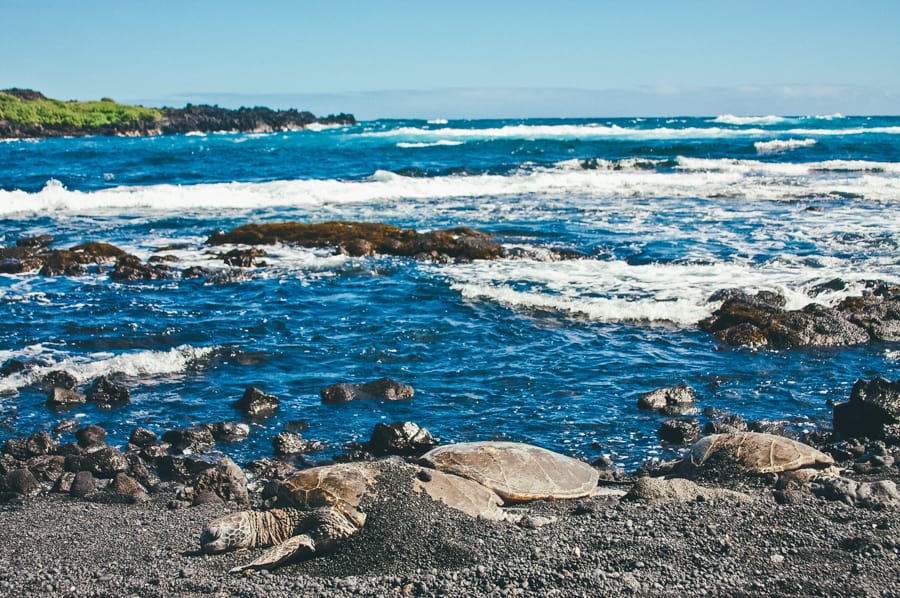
{"left": 200, "top": 462, "right": 377, "bottom": 571}
{"left": 681, "top": 432, "right": 835, "bottom": 478}
{"left": 200, "top": 441, "right": 599, "bottom": 572}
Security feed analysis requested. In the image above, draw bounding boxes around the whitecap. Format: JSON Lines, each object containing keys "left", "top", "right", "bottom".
{"left": 712, "top": 114, "right": 790, "bottom": 126}
{"left": 396, "top": 140, "right": 464, "bottom": 148}
{"left": 754, "top": 138, "right": 818, "bottom": 154}
{"left": 0, "top": 345, "right": 218, "bottom": 395}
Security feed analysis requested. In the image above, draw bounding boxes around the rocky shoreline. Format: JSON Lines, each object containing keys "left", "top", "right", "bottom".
{"left": 0, "top": 372, "right": 899, "bottom": 596}
{"left": 2, "top": 222, "right": 899, "bottom": 595}
{"left": 0, "top": 89, "right": 355, "bottom": 139}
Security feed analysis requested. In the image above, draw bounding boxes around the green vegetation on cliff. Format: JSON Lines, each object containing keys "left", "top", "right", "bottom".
{"left": 0, "top": 89, "right": 162, "bottom": 128}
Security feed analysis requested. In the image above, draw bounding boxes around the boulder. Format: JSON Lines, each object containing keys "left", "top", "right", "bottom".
{"left": 39, "top": 250, "right": 86, "bottom": 276}
{"left": 111, "top": 254, "right": 173, "bottom": 280}
{"left": 637, "top": 385, "right": 697, "bottom": 414}
{"left": 110, "top": 472, "right": 148, "bottom": 503}
{"left": 46, "top": 386, "right": 87, "bottom": 407}
{"left": 86, "top": 376, "right": 130, "bottom": 406}
{"left": 162, "top": 426, "right": 217, "bottom": 453}
{"left": 272, "top": 431, "right": 323, "bottom": 457}
{"left": 53, "top": 419, "right": 79, "bottom": 434}
{"left": 24, "top": 432, "right": 57, "bottom": 457}
{"left": 70, "top": 471, "right": 96, "bottom": 497}
{"left": 206, "top": 422, "right": 250, "bottom": 443}
{"left": 367, "top": 421, "right": 438, "bottom": 456}
{"left": 232, "top": 386, "right": 280, "bottom": 416}
{"left": 42, "top": 370, "right": 78, "bottom": 390}
{"left": 223, "top": 248, "right": 267, "bottom": 267}
{"left": 4, "top": 468, "right": 41, "bottom": 497}
{"left": 658, "top": 418, "right": 701, "bottom": 444}
{"left": 80, "top": 446, "right": 128, "bottom": 478}
{"left": 127, "top": 427, "right": 159, "bottom": 449}
{"left": 320, "top": 377, "right": 414, "bottom": 403}
{"left": 27, "top": 455, "right": 65, "bottom": 485}
{"left": 75, "top": 425, "right": 107, "bottom": 449}
{"left": 833, "top": 377, "right": 900, "bottom": 444}
{"left": 193, "top": 457, "right": 249, "bottom": 505}
{"left": 0, "top": 358, "right": 26, "bottom": 377}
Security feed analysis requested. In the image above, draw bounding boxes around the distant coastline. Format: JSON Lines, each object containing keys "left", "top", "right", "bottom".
{"left": 0, "top": 88, "right": 355, "bottom": 139}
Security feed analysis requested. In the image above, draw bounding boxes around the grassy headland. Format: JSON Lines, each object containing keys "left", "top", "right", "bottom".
{"left": 0, "top": 88, "right": 354, "bottom": 138}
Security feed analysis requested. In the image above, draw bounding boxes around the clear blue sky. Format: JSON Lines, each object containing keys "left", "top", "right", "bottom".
{"left": 2, "top": 0, "right": 898, "bottom": 118}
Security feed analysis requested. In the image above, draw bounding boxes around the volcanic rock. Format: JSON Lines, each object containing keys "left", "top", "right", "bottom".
{"left": 208, "top": 221, "right": 505, "bottom": 262}
{"left": 46, "top": 386, "right": 87, "bottom": 407}
{"left": 86, "top": 376, "right": 130, "bottom": 406}
{"left": 658, "top": 418, "right": 701, "bottom": 444}
{"left": 833, "top": 377, "right": 900, "bottom": 444}
{"left": 271, "top": 431, "right": 323, "bottom": 457}
{"left": 637, "top": 385, "right": 698, "bottom": 415}
{"left": 42, "top": 370, "right": 78, "bottom": 390}
{"left": 111, "top": 254, "right": 172, "bottom": 281}
{"left": 69, "top": 471, "right": 96, "bottom": 497}
{"left": 75, "top": 425, "right": 107, "bottom": 449}
{"left": 192, "top": 456, "right": 248, "bottom": 505}
{"left": 80, "top": 446, "right": 129, "bottom": 478}
{"left": 321, "top": 377, "right": 414, "bottom": 403}
{"left": 232, "top": 387, "right": 280, "bottom": 417}
{"left": 4, "top": 468, "right": 41, "bottom": 497}
{"left": 367, "top": 421, "right": 438, "bottom": 456}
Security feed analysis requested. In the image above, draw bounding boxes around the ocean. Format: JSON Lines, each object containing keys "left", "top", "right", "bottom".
{"left": 1, "top": 115, "right": 898, "bottom": 468}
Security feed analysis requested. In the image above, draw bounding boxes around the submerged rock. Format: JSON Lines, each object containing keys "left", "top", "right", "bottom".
{"left": 321, "top": 377, "right": 414, "bottom": 403}
{"left": 207, "top": 221, "right": 505, "bottom": 262}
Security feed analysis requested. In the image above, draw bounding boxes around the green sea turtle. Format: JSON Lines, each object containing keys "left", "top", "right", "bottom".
{"left": 681, "top": 432, "right": 835, "bottom": 477}
{"left": 200, "top": 441, "right": 598, "bottom": 572}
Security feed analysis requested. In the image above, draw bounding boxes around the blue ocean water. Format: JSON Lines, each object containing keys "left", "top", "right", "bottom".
{"left": 1, "top": 115, "right": 898, "bottom": 468}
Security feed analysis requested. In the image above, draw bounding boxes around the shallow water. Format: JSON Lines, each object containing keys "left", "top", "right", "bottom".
{"left": 1, "top": 116, "right": 898, "bottom": 468}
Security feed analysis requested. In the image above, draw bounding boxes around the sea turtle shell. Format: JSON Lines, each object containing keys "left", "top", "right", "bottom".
{"left": 414, "top": 468, "right": 507, "bottom": 520}
{"left": 685, "top": 432, "right": 835, "bottom": 475}
{"left": 276, "top": 462, "right": 378, "bottom": 526}
{"left": 420, "top": 441, "right": 599, "bottom": 501}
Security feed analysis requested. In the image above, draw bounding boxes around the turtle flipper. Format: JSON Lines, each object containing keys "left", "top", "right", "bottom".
{"left": 229, "top": 534, "right": 315, "bottom": 573}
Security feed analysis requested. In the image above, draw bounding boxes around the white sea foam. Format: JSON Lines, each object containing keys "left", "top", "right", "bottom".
{"left": 0, "top": 344, "right": 218, "bottom": 395}
{"left": 359, "top": 123, "right": 900, "bottom": 142}
{"left": 2, "top": 156, "right": 899, "bottom": 217}
{"left": 396, "top": 140, "right": 464, "bottom": 148}
{"left": 427, "top": 119, "right": 449, "bottom": 125}
{"left": 754, "top": 138, "right": 818, "bottom": 154}
{"left": 712, "top": 114, "right": 789, "bottom": 126}
{"left": 443, "top": 255, "right": 899, "bottom": 326}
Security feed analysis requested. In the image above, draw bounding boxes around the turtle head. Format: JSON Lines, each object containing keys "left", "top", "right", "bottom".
{"left": 200, "top": 511, "right": 256, "bottom": 554}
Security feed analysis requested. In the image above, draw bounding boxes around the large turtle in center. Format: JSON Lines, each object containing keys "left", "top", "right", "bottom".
{"left": 200, "top": 441, "right": 599, "bottom": 572}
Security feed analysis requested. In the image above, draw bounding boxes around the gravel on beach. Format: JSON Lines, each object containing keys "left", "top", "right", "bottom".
{"left": 1, "top": 462, "right": 899, "bottom": 597}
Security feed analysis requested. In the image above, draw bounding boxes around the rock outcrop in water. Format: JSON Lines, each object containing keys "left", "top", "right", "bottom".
{"left": 699, "top": 283, "right": 900, "bottom": 348}
{"left": 207, "top": 221, "right": 506, "bottom": 262}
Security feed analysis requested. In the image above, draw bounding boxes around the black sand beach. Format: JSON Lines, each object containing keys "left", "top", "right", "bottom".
{"left": 1, "top": 460, "right": 898, "bottom": 597}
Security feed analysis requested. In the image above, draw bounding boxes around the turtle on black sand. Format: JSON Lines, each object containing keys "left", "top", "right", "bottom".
{"left": 199, "top": 441, "right": 599, "bottom": 572}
